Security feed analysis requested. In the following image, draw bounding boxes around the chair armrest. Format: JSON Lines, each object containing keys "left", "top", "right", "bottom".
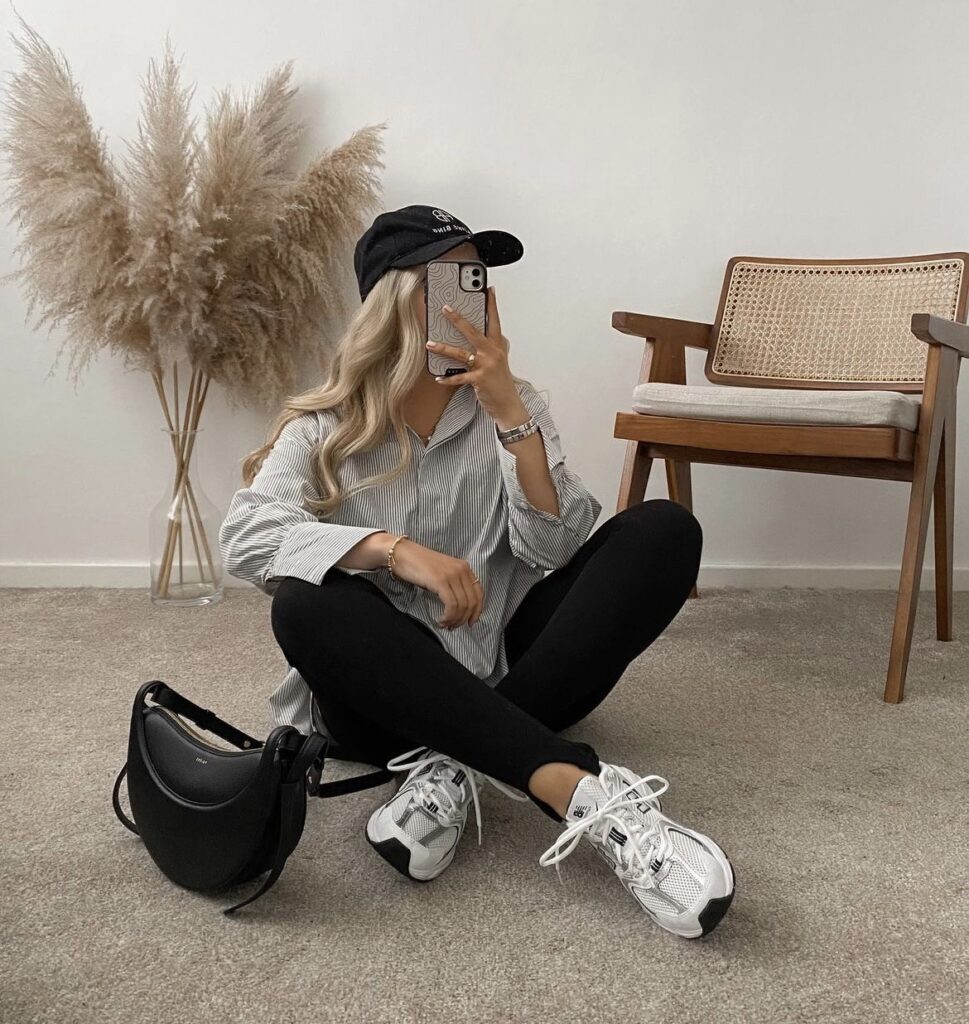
{"left": 910, "top": 313, "right": 969, "bottom": 357}
{"left": 611, "top": 312, "right": 713, "bottom": 349}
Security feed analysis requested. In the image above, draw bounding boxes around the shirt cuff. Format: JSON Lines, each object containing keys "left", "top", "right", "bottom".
{"left": 495, "top": 422, "right": 567, "bottom": 521}
{"left": 265, "top": 523, "right": 388, "bottom": 590}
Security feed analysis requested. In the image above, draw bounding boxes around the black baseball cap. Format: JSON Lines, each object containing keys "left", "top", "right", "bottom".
{"left": 354, "top": 204, "right": 524, "bottom": 302}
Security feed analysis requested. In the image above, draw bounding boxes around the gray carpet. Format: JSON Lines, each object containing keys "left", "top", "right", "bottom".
{"left": 2, "top": 585, "right": 968, "bottom": 1024}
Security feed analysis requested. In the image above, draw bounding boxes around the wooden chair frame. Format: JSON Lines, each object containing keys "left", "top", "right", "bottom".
{"left": 612, "top": 255, "right": 967, "bottom": 704}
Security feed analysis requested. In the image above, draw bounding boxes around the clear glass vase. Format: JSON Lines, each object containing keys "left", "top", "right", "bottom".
{"left": 149, "top": 427, "right": 224, "bottom": 607}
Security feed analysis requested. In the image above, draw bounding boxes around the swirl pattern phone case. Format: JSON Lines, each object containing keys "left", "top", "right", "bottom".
{"left": 425, "top": 260, "right": 488, "bottom": 376}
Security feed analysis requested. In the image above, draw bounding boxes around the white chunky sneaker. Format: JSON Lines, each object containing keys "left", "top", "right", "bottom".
{"left": 539, "top": 763, "right": 735, "bottom": 938}
{"left": 366, "top": 746, "right": 528, "bottom": 882}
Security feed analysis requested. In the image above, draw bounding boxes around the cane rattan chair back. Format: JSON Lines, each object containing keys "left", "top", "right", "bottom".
{"left": 706, "top": 254, "right": 969, "bottom": 391}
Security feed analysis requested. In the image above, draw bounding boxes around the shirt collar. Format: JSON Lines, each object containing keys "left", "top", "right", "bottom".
{"left": 423, "top": 381, "right": 480, "bottom": 448}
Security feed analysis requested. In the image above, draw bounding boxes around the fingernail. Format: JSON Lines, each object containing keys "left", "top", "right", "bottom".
{"left": 425, "top": 340, "right": 435, "bottom": 347}
{"left": 434, "top": 376, "right": 443, "bottom": 382}
{"left": 442, "top": 304, "right": 454, "bottom": 313}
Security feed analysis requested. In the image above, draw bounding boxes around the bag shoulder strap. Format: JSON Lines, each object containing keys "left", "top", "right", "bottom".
{"left": 221, "top": 731, "right": 326, "bottom": 914}
{"left": 112, "top": 763, "right": 138, "bottom": 834}
{"left": 314, "top": 768, "right": 393, "bottom": 797}
{"left": 312, "top": 737, "right": 393, "bottom": 796}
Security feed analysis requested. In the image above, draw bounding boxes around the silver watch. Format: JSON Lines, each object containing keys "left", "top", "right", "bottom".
{"left": 496, "top": 415, "right": 539, "bottom": 444}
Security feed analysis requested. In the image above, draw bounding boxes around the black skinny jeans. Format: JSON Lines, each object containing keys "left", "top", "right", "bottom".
{"left": 270, "top": 498, "right": 702, "bottom": 821}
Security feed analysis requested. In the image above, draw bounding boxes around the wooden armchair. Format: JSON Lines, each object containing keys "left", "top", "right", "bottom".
{"left": 612, "top": 253, "right": 968, "bottom": 704}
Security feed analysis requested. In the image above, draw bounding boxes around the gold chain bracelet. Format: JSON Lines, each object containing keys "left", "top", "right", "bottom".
{"left": 387, "top": 533, "right": 409, "bottom": 578}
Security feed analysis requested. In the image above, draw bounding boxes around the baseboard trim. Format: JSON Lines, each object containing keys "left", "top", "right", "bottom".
{"left": 697, "top": 564, "right": 969, "bottom": 591}
{"left": 1, "top": 561, "right": 967, "bottom": 590}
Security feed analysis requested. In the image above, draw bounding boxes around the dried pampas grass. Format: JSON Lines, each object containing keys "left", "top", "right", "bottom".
{"left": 0, "top": 13, "right": 386, "bottom": 601}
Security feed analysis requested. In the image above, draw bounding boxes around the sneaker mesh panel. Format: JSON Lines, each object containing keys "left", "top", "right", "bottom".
{"left": 424, "top": 827, "right": 458, "bottom": 851}
{"left": 658, "top": 861, "right": 703, "bottom": 906}
{"left": 399, "top": 808, "right": 441, "bottom": 842}
{"left": 392, "top": 790, "right": 460, "bottom": 849}
{"left": 668, "top": 828, "right": 708, "bottom": 873}
{"left": 635, "top": 886, "right": 683, "bottom": 916}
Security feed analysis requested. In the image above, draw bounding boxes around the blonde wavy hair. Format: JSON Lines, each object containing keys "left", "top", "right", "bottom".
{"left": 241, "top": 265, "right": 535, "bottom": 517}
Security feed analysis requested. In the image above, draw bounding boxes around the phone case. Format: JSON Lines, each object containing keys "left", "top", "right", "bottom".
{"left": 425, "top": 260, "right": 488, "bottom": 377}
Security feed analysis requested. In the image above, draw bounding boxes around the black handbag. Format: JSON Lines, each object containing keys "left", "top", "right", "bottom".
{"left": 112, "top": 679, "right": 392, "bottom": 915}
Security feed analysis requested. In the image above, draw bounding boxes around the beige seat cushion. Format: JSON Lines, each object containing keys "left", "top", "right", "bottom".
{"left": 631, "top": 382, "right": 921, "bottom": 431}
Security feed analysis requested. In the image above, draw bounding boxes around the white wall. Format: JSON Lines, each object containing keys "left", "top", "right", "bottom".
{"left": 2, "top": 0, "right": 967, "bottom": 588}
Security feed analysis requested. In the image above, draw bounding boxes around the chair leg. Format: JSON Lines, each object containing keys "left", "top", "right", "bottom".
{"left": 885, "top": 418, "right": 945, "bottom": 704}
{"left": 666, "top": 459, "right": 699, "bottom": 599}
{"left": 933, "top": 416, "right": 955, "bottom": 642}
{"left": 616, "top": 440, "right": 653, "bottom": 512}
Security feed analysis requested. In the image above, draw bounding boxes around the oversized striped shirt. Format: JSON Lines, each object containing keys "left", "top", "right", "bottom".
{"left": 218, "top": 379, "right": 603, "bottom": 739}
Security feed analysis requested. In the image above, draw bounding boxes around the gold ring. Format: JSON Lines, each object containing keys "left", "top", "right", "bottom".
{"left": 467, "top": 352, "right": 476, "bottom": 367}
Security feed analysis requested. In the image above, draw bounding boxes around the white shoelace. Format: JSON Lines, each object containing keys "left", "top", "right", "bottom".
{"left": 538, "top": 771, "right": 673, "bottom": 885}
{"left": 385, "top": 746, "right": 530, "bottom": 845}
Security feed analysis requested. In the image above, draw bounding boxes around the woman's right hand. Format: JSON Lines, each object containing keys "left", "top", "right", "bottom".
{"left": 387, "top": 537, "right": 484, "bottom": 629}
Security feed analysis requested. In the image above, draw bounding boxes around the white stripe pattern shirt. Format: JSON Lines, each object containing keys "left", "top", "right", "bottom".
{"left": 218, "top": 380, "right": 603, "bottom": 738}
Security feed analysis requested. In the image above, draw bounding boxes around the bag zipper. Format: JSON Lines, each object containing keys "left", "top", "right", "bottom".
{"left": 152, "top": 705, "right": 252, "bottom": 756}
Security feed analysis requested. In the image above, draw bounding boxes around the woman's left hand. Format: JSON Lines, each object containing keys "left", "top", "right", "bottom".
{"left": 427, "top": 286, "right": 528, "bottom": 424}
